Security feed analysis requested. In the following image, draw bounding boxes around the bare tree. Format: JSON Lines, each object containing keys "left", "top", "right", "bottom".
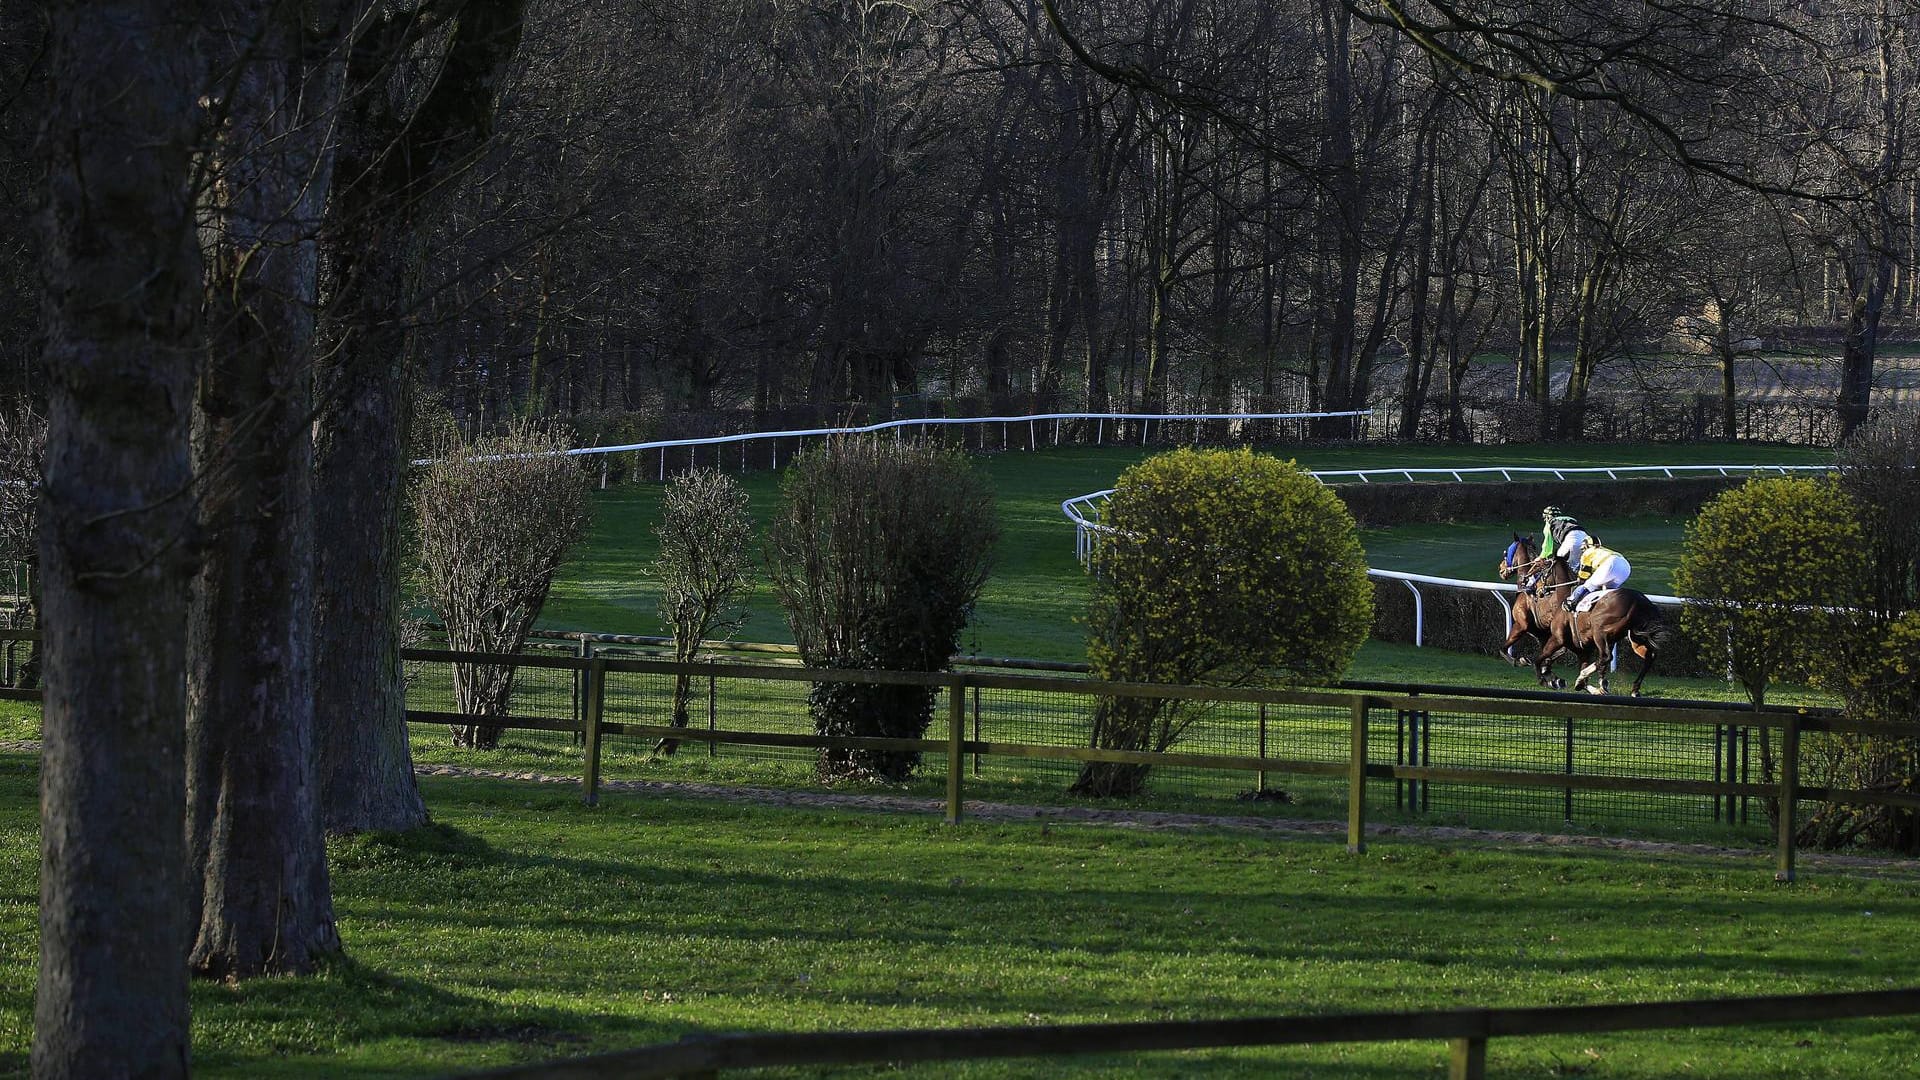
{"left": 414, "top": 422, "right": 591, "bottom": 749}
{"left": 0, "top": 400, "right": 43, "bottom": 631}
{"left": 652, "top": 468, "right": 754, "bottom": 756}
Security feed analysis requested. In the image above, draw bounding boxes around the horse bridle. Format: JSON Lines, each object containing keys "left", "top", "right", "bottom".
{"left": 1499, "top": 541, "right": 1556, "bottom": 598}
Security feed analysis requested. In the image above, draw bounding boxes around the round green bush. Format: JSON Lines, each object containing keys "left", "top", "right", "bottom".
{"left": 1672, "top": 475, "right": 1859, "bottom": 707}
{"left": 1075, "top": 448, "right": 1372, "bottom": 796}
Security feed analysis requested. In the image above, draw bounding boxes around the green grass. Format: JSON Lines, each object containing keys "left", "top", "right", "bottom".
{"left": 1361, "top": 518, "right": 1691, "bottom": 594}
{"left": 2, "top": 757, "right": 1915, "bottom": 1078}
{"left": 542, "top": 440, "right": 1833, "bottom": 668}
{"left": 0, "top": 703, "right": 36, "bottom": 744}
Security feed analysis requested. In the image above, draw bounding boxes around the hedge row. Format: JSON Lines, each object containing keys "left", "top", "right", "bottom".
{"left": 1332, "top": 476, "right": 1747, "bottom": 527}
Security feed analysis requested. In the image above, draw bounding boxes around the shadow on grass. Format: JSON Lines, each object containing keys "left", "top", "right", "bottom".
{"left": 324, "top": 809, "right": 1914, "bottom": 1014}
{"left": 188, "top": 940, "right": 658, "bottom": 1077}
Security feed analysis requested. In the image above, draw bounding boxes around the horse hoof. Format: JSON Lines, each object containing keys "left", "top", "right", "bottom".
{"left": 1550, "top": 678, "right": 1565, "bottom": 691}
{"left": 1586, "top": 685, "right": 1605, "bottom": 696}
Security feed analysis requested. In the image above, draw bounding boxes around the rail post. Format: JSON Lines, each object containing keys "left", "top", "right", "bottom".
{"left": 971, "top": 684, "right": 982, "bottom": 777}
{"left": 1449, "top": 1035, "right": 1487, "bottom": 1080}
{"left": 1563, "top": 715, "right": 1575, "bottom": 822}
{"left": 1257, "top": 704, "right": 1268, "bottom": 795}
{"left": 582, "top": 656, "right": 606, "bottom": 807}
{"left": 1776, "top": 712, "right": 1801, "bottom": 882}
{"left": 1347, "top": 698, "right": 1369, "bottom": 854}
{"left": 572, "top": 635, "right": 592, "bottom": 747}
{"left": 947, "top": 675, "right": 966, "bottom": 824}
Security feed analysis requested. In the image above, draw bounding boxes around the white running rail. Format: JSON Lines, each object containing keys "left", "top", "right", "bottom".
{"left": 1305, "top": 463, "right": 1830, "bottom": 484}
{"left": 415, "top": 409, "right": 1373, "bottom": 474}
{"left": 1063, "top": 463, "right": 1831, "bottom": 646}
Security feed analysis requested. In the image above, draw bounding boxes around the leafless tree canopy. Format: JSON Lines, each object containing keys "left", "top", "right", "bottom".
{"left": 0, "top": 401, "right": 41, "bottom": 574}
{"left": 10, "top": 2, "right": 1920, "bottom": 447}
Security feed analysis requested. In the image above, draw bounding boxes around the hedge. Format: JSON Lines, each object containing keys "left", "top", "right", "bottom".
{"left": 1333, "top": 476, "right": 1746, "bottom": 527}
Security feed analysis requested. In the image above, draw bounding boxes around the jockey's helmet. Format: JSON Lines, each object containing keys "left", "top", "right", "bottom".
{"left": 1545, "top": 511, "right": 1580, "bottom": 545}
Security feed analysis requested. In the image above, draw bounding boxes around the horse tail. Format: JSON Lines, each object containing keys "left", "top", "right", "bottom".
{"left": 1632, "top": 600, "right": 1675, "bottom": 651}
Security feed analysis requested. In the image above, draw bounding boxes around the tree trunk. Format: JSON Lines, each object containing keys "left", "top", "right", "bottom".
{"left": 1840, "top": 245, "right": 1891, "bottom": 440}
{"left": 313, "top": 0, "right": 530, "bottom": 833}
{"left": 313, "top": 188, "right": 426, "bottom": 832}
{"left": 1070, "top": 698, "right": 1163, "bottom": 798}
{"left": 1314, "top": 0, "right": 1363, "bottom": 434}
{"left": 1400, "top": 161, "right": 1435, "bottom": 440}
{"left": 1717, "top": 315, "right": 1739, "bottom": 441}
{"left": 35, "top": 2, "right": 201, "bottom": 1073}
{"left": 188, "top": 0, "right": 347, "bottom": 977}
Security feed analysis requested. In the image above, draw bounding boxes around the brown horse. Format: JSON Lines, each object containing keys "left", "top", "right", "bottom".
{"left": 1495, "top": 534, "right": 1554, "bottom": 667}
{"left": 1496, "top": 534, "right": 1667, "bottom": 695}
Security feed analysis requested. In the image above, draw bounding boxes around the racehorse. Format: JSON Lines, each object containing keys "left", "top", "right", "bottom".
{"left": 1495, "top": 534, "right": 1554, "bottom": 666}
{"left": 1496, "top": 534, "right": 1667, "bottom": 695}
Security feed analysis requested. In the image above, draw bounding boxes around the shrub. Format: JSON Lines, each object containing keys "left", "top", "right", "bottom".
{"left": 1672, "top": 476, "right": 1859, "bottom": 709}
{"left": 764, "top": 437, "right": 996, "bottom": 781}
{"left": 1815, "top": 413, "right": 1920, "bottom": 851}
{"left": 1837, "top": 412, "right": 1920, "bottom": 620}
{"left": 1074, "top": 448, "right": 1373, "bottom": 798}
{"left": 1810, "top": 609, "right": 1920, "bottom": 850}
{"left": 415, "top": 421, "right": 593, "bottom": 748}
{"left": 653, "top": 469, "right": 754, "bottom": 755}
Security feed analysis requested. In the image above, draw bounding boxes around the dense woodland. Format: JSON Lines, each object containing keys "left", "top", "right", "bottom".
{"left": 12, "top": 2, "right": 1920, "bottom": 446}
{"left": 16, "top": 2, "right": 1920, "bottom": 1076}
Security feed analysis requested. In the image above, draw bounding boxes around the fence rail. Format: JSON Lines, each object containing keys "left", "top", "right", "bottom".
{"left": 399, "top": 646, "right": 1920, "bottom": 883}
{"left": 420, "top": 408, "right": 1373, "bottom": 479}
{"left": 461, "top": 987, "right": 1920, "bottom": 1080}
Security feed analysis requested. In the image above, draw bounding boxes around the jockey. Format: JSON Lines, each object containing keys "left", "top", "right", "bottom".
{"left": 1564, "top": 537, "right": 1631, "bottom": 612}
{"left": 1540, "top": 505, "right": 1592, "bottom": 566}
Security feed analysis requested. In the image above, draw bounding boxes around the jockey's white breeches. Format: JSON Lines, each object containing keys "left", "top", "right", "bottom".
{"left": 1573, "top": 553, "right": 1629, "bottom": 599}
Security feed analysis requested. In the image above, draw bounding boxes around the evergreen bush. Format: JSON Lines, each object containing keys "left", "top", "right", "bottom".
{"left": 1075, "top": 448, "right": 1372, "bottom": 797}
{"left": 765, "top": 437, "right": 996, "bottom": 781}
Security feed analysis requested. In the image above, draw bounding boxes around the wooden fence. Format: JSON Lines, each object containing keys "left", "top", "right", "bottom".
{"left": 456, "top": 987, "right": 1920, "bottom": 1079}
{"left": 400, "top": 646, "right": 1920, "bottom": 883}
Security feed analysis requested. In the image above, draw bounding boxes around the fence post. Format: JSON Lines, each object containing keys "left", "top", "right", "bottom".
{"left": 582, "top": 656, "right": 606, "bottom": 807}
{"left": 971, "top": 684, "right": 982, "bottom": 777}
{"left": 1448, "top": 1035, "right": 1487, "bottom": 1080}
{"left": 1347, "top": 698, "right": 1369, "bottom": 854}
{"left": 1257, "top": 704, "right": 1268, "bottom": 795}
{"left": 1712, "top": 724, "right": 1724, "bottom": 823}
{"left": 1776, "top": 713, "right": 1801, "bottom": 882}
{"left": 947, "top": 676, "right": 966, "bottom": 824}
{"left": 572, "top": 636, "right": 592, "bottom": 747}
{"left": 1563, "top": 715, "right": 1575, "bottom": 822}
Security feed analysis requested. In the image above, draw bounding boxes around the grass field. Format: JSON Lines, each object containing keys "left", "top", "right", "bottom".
{"left": 541, "top": 439, "right": 1832, "bottom": 668}
{"left": 1, "top": 757, "right": 1917, "bottom": 1078}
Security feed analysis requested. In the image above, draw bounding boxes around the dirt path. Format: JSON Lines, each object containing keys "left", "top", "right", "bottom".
{"left": 3, "top": 738, "right": 1908, "bottom": 877}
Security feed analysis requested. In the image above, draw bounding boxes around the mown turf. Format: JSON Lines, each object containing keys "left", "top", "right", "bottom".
{"left": 541, "top": 440, "right": 1833, "bottom": 667}
{"left": 1, "top": 759, "right": 1914, "bottom": 1078}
